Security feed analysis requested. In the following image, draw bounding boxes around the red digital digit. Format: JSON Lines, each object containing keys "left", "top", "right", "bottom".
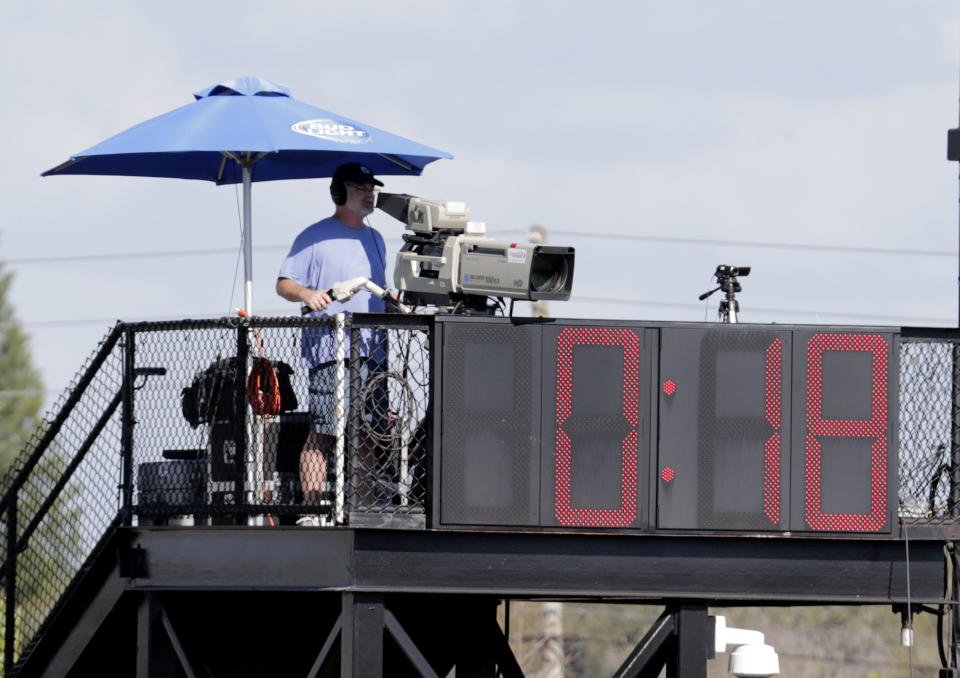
{"left": 555, "top": 327, "right": 639, "bottom": 527}
{"left": 690, "top": 332, "right": 785, "bottom": 529}
{"left": 804, "top": 333, "right": 888, "bottom": 532}
{"left": 763, "top": 338, "right": 783, "bottom": 524}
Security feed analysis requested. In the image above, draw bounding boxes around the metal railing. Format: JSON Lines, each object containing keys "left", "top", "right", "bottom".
{"left": 0, "top": 313, "right": 433, "bottom": 673}
{"left": 0, "top": 323, "right": 125, "bottom": 674}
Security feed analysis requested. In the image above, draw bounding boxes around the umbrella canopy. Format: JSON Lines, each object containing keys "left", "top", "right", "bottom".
{"left": 43, "top": 76, "right": 452, "bottom": 312}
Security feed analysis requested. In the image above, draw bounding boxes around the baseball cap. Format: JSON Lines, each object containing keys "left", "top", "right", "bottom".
{"left": 331, "top": 163, "right": 384, "bottom": 187}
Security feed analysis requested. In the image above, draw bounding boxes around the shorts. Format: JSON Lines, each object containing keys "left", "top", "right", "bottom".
{"left": 308, "top": 357, "right": 389, "bottom": 437}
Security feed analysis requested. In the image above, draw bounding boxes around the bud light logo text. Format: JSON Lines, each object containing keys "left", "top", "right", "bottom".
{"left": 291, "top": 119, "right": 371, "bottom": 144}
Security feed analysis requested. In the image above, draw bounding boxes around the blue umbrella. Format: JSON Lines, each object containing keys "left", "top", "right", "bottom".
{"left": 43, "top": 76, "right": 452, "bottom": 312}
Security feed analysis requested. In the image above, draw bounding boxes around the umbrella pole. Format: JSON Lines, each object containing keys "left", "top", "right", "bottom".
{"left": 242, "top": 162, "right": 254, "bottom": 314}
{"left": 241, "top": 159, "right": 262, "bottom": 525}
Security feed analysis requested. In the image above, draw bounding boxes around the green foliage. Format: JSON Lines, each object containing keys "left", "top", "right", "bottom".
{"left": 0, "top": 434, "right": 86, "bottom": 667}
{"left": 505, "top": 602, "right": 944, "bottom": 677}
{"left": 0, "top": 262, "right": 43, "bottom": 474}
{"left": 0, "top": 259, "right": 56, "bottom": 666}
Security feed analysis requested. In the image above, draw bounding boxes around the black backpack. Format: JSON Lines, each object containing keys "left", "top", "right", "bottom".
{"left": 181, "top": 357, "right": 297, "bottom": 428}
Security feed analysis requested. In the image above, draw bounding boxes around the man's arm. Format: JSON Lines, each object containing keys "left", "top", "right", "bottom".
{"left": 276, "top": 277, "right": 334, "bottom": 312}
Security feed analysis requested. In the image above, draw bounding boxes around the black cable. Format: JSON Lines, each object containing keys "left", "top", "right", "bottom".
{"left": 7, "top": 230, "right": 957, "bottom": 267}
{"left": 228, "top": 178, "right": 244, "bottom": 314}
{"left": 932, "top": 463, "right": 951, "bottom": 515}
{"left": 547, "top": 230, "right": 957, "bottom": 259}
{"left": 7, "top": 293, "right": 954, "bottom": 330}
{"left": 572, "top": 295, "right": 952, "bottom": 325}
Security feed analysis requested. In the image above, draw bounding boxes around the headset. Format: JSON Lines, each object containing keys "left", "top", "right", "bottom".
{"left": 330, "top": 178, "right": 347, "bottom": 206}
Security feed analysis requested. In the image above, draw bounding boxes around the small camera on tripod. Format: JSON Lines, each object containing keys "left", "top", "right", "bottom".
{"left": 714, "top": 265, "right": 751, "bottom": 280}
{"left": 699, "top": 265, "right": 752, "bottom": 323}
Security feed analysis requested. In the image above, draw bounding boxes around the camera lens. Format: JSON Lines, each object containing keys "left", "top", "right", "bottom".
{"left": 531, "top": 253, "right": 569, "bottom": 293}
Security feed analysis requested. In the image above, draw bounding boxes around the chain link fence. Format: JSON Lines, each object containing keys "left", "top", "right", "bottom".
{"left": 128, "top": 315, "right": 432, "bottom": 527}
{"left": 0, "top": 314, "right": 433, "bottom": 672}
{"left": 898, "top": 334, "right": 960, "bottom": 524}
{"left": 0, "top": 323, "right": 125, "bottom": 673}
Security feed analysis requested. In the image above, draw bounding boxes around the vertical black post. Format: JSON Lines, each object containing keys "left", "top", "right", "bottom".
{"left": 136, "top": 593, "right": 154, "bottom": 678}
{"left": 667, "top": 603, "right": 712, "bottom": 678}
{"left": 427, "top": 318, "right": 438, "bottom": 522}
{"left": 947, "top": 89, "right": 960, "bottom": 673}
{"left": 340, "top": 592, "right": 384, "bottom": 678}
{"left": 234, "top": 326, "right": 249, "bottom": 523}
{"left": 121, "top": 328, "right": 136, "bottom": 525}
{"left": 949, "top": 106, "right": 960, "bottom": 324}
{"left": 4, "top": 497, "right": 17, "bottom": 676}
{"left": 349, "top": 325, "right": 362, "bottom": 512}
{"left": 457, "top": 599, "right": 498, "bottom": 677}
{"left": 952, "top": 344, "right": 960, "bottom": 519}
{"left": 953, "top": 546, "right": 960, "bottom": 671}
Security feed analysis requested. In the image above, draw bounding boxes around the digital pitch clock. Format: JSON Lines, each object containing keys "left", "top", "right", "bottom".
{"left": 436, "top": 318, "right": 897, "bottom": 536}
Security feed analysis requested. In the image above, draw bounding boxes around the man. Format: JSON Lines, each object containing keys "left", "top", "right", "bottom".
{"left": 277, "top": 162, "right": 388, "bottom": 526}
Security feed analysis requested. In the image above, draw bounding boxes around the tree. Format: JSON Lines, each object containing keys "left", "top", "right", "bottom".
{"left": 0, "top": 260, "right": 43, "bottom": 475}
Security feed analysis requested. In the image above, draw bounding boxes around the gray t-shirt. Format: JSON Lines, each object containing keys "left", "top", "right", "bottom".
{"left": 278, "top": 217, "right": 387, "bottom": 366}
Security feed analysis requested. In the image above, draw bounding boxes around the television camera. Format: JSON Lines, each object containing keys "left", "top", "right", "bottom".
{"left": 376, "top": 192, "right": 575, "bottom": 314}
{"left": 698, "top": 265, "right": 751, "bottom": 323}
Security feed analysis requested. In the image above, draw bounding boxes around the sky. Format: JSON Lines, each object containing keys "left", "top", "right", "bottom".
{"left": 1, "top": 1, "right": 959, "bottom": 408}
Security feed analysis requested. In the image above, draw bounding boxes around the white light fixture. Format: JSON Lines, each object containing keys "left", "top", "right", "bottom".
{"left": 713, "top": 615, "right": 780, "bottom": 678}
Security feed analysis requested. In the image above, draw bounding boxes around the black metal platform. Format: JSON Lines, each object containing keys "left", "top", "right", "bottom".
{"left": 14, "top": 524, "right": 949, "bottom": 677}
{"left": 121, "top": 527, "right": 946, "bottom": 603}
{"left": 6, "top": 315, "right": 960, "bottom": 676}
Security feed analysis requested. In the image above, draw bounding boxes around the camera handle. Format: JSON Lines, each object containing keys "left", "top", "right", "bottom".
{"left": 300, "top": 277, "right": 412, "bottom": 315}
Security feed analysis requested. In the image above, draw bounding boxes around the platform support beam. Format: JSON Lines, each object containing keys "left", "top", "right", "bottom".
{"left": 137, "top": 594, "right": 198, "bottom": 678}
{"left": 341, "top": 592, "right": 385, "bottom": 678}
{"left": 669, "top": 603, "right": 712, "bottom": 678}
{"left": 614, "top": 603, "right": 713, "bottom": 678}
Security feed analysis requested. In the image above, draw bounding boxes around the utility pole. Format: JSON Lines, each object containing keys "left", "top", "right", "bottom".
{"left": 527, "top": 224, "right": 550, "bottom": 318}
{"left": 539, "top": 601, "right": 565, "bottom": 678}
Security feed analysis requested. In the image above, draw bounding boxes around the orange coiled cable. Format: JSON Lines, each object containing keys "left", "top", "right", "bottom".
{"left": 236, "top": 309, "right": 282, "bottom": 417}
{"left": 247, "top": 357, "right": 281, "bottom": 417}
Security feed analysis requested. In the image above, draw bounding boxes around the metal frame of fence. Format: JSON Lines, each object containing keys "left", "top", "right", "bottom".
{"left": 1, "top": 319, "right": 960, "bottom": 674}
{"left": 899, "top": 330, "right": 960, "bottom": 524}
{"left": 0, "top": 313, "right": 433, "bottom": 673}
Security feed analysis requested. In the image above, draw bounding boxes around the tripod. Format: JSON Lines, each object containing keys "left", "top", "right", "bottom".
{"left": 699, "top": 265, "right": 751, "bottom": 323}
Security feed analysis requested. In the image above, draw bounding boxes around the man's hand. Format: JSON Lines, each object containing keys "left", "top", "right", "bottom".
{"left": 300, "top": 287, "right": 334, "bottom": 312}
{"left": 277, "top": 277, "right": 333, "bottom": 312}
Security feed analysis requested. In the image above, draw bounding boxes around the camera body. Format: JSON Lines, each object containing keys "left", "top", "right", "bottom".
{"left": 715, "top": 265, "right": 751, "bottom": 280}
{"left": 714, "top": 265, "right": 751, "bottom": 295}
{"left": 377, "top": 193, "right": 575, "bottom": 312}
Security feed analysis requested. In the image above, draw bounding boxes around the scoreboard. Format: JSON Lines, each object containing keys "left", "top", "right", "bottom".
{"left": 435, "top": 317, "right": 898, "bottom": 535}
